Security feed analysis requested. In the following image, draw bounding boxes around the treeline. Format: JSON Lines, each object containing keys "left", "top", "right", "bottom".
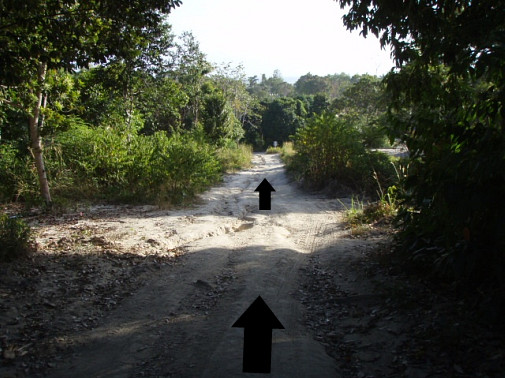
{"left": 0, "top": 0, "right": 391, "bottom": 207}
{"left": 241, "top": 70, "right": 396, "bottom": 197}
{"left": 243, "top": 70, "right": 390, "bottom": 152}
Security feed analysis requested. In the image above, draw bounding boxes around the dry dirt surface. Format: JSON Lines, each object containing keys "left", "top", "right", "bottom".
{"left": 1, "top": 153, "right": 504, "bottom": 377}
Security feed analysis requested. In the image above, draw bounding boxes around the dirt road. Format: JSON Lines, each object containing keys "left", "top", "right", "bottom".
{"left": 36, "top": 153, "right": 353, "bottom": 377}
{"left": 4, "top": 153, "right": 502, "bottom": 377}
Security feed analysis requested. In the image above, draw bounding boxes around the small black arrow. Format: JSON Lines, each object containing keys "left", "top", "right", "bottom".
{"left": 254, "top": 178, "right": 275, "bottom": 210}
{"left": 232, "top": 296, "right": 284, "bottom": 373}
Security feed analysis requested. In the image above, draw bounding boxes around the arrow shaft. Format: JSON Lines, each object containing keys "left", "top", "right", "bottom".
{"left": 243, "top": 327, "right": 273, "bottom": 373}
{"left": 258, "top": 192, "right": 272, "bottom": 210}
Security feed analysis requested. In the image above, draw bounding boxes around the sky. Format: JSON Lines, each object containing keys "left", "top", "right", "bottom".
{"left": 168, "top": 0, "right": 395, "bottom": 83}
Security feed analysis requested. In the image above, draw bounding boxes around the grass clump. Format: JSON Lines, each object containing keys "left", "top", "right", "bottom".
{"left": 266, "top": 146, "right": 282, "bottom": 154}
{"left": 340, "top": 180, "right": 399, "bottom": 235}
{"left": 217, "top": 142, "right": 253, "bottom": 172}
{"left": 0, "top": 213, "right": 35, "bottom": 261}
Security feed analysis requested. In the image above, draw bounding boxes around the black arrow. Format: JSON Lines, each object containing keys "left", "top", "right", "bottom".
{"left": 232, "top": 296, "right": 284, "bottom": 373}
{"left": 254, "top": 178, "right": 275, "bottom": 210}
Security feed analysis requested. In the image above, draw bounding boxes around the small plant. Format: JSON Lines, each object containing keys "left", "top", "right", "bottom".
{"left": 0, "top": 213, "right": 35, "bottom": 261}
{"left": 338, "top": 170, "right": 400, "bottom": 235}
{"left": 339, "top": 197, "right": 371, "bottom": 235}
{"left": 368, "top": 170, "right": 399, "bottom": 222}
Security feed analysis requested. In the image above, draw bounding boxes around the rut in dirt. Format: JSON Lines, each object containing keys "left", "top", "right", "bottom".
{"left": 47, "top": 153, "right": 351, "bottom": 377}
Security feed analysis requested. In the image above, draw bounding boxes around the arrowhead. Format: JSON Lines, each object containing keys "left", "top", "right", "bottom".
{"left": 232, "top": 296, "right": 284, "bottom": 329}
{"left": 254, "top": 178, "right": 275, "bottom": 193}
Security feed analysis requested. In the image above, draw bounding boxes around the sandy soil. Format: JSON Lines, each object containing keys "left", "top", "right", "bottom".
{"left": 1, "top": 153, "right": 503, "bottom": 377}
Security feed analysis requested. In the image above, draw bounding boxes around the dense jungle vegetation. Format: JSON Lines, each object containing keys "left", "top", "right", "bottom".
{"left": 334, "top": 0, "right": 505, "bottom": 310}
{"left": 1, "top": 0, "right": 504, "bottom": 310}
{"left": 0, "top": 1, "right": 389, "bottom": 210}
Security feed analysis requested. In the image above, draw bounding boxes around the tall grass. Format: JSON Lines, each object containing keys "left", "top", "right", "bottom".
{"left": 216, "top": 142, "right": 253, "bottom": 172}
{"left": 1, "top": 125, "right": 252, "bottom": 207}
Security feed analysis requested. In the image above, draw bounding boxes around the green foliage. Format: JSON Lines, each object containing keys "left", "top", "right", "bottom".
{"left": 51, "top": 124, "right": 222, "bottom": 204}
{"left": 280, "top": 141, "right": 295, "bottom": 159}
{"left": 266, "top": 146, "right": 282, "bottom": 154}
{"left": 340, "top": 197, "right": 369, "bottom": 235}
{"left": 332, "top": 75, "right": 389, "bottom": 148}
{"left": 0, "top": 143, "right": 39, "bottom": 203}
{"left": 201, "top": 88, "right": 243, "bottom": 144}
{"left": 289, "top": 112, "right": 396, "bottom": 194}
{"left": 310, "top": 94, "right": 330, "bottom": 116}
{"left": 294, "top": 72, "right": 355, "bottom": 100}
{"left": 241, "top": 102, "right": 265, "bottom": 151}
{"left": 247, "top": 71, "right": 294, "bottom": 99}
{"left": 0, "top": 143, "right": 24, "bottom": 202}
{"left": 0, "top": 214, "right": 34, "bottom": 261}
{"left": 211, "top": 63, "right": 254, "bottom": 125}
{"left": 294, "top": 73, "right": 329, "bottom": 96}
{"left": 0, "top": 0, "right": 182, "bottom": 82}
{"left": 260, "top": 97, "right": 307, "bottom": 146}
{"left": 340, "top": 177, "right": 399, "bottom": 235}
{"left": 171, "top": 32, "right": 213, "bottom": 130}
{"left": 386, "top": 63, "right": 505, "bottom": 282}
{"left": 338, "top": 0, "right": 505, "bottom": 292}
{"left": 150, "top": 134, "right": 222, "bottom": 204}
{"left": 216, "top": 143, "right": 253, "bottom": 172}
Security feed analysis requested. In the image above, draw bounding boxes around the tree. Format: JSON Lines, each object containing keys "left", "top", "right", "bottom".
{"left": 201, "top": 85, "right": 243, "bottom": 144}
{"left": 294, "top": 73, "right": 329, "bottom": 96}
{"left": 331, "top": 75, "right": 387, "bottom": 147}
{"left": 337, "top": 0, "right": 505, "bottom": 284}
{"left": 0, "top": 0, "right": 182, "bottom": 205}
{"left": 242, "top": 101, "right": 265, "bottom": 150}
{"left": 260, "top": 98, "right": 306, "bottom": 146}
{"left": 211, "top": 63, "right": 254, "bottom": 130}
{"left": 134, "top": 74, "right": 189, "bottom": 135}
{"left": 310, "top": 94, "right": 330, "bottom": 116}
{"left": 247, "top": 71, "right": 294, "bottom": 99}
{"left": 324, "top": 73, "right": 354, "bottom": 99}
{"left": 170, "top": 32, "right": 212, "bottom": 130}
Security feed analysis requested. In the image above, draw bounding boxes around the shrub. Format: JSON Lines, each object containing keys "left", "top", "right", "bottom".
{"left": 216, "top": 142, "right": 253, "bottom": 172}
{"left": 288, "top": 112, "right": 396, "bottom": 195}
{"left": 51, "top": 125, "right": 223, "bottom": 204}
{"left": 279, "top": 141, "right": 297, "bottom": 173}
{"left": 0, "top": 213, "right": 34, "bottom": 261}
{"left": 0, "top": 143, "right": 19, "bottom": 201}
{"left": 2, "top": 124, "right": 250, "bottom": 207}
{"left": 151, "top": 133, "right": 222, "bottom": 204}
{"left": 265, "top": 146, "right": 282, "bottom": 154}
{"left": 0, "top": 143, "right": 39, "bottom": 203}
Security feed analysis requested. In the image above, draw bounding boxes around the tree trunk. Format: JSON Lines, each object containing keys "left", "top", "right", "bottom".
{"left": 28, "top": 62, "right": 52, "bottom": 206}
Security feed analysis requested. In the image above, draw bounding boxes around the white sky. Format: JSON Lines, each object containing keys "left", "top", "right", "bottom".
{"left": 168, "top": 0, "right": 395, "bottom": 82}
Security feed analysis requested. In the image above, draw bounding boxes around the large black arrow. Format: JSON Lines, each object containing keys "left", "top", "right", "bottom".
{"left": 254, "top": 178, "right": 275, "bottom": 210}
{"left": 232, "top": 296, "right": 284, "bottom": 373}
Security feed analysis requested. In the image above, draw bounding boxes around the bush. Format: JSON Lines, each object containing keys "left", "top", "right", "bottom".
{"left": 151, "top": 133, "right": 222, "bottom": 204}
{"left": 216, "top": 142, "right": 252, "bottom": 172}
{"left": 2, "top": 123, "right": 252, "bottom": 207}
{"left": 386, "top": 63, "right": 505, "bottom": 288}
{"left": 50, "top": 125, "right": 223, "bottom": 204}
{"left": 0, "top": 213, "right": 34, "bottom": 261}
{"left": 0, "top": 143, "right": 39, "bottom": 203}
{"left": 288, "top": 112, "right": 396, "bottom": 195}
